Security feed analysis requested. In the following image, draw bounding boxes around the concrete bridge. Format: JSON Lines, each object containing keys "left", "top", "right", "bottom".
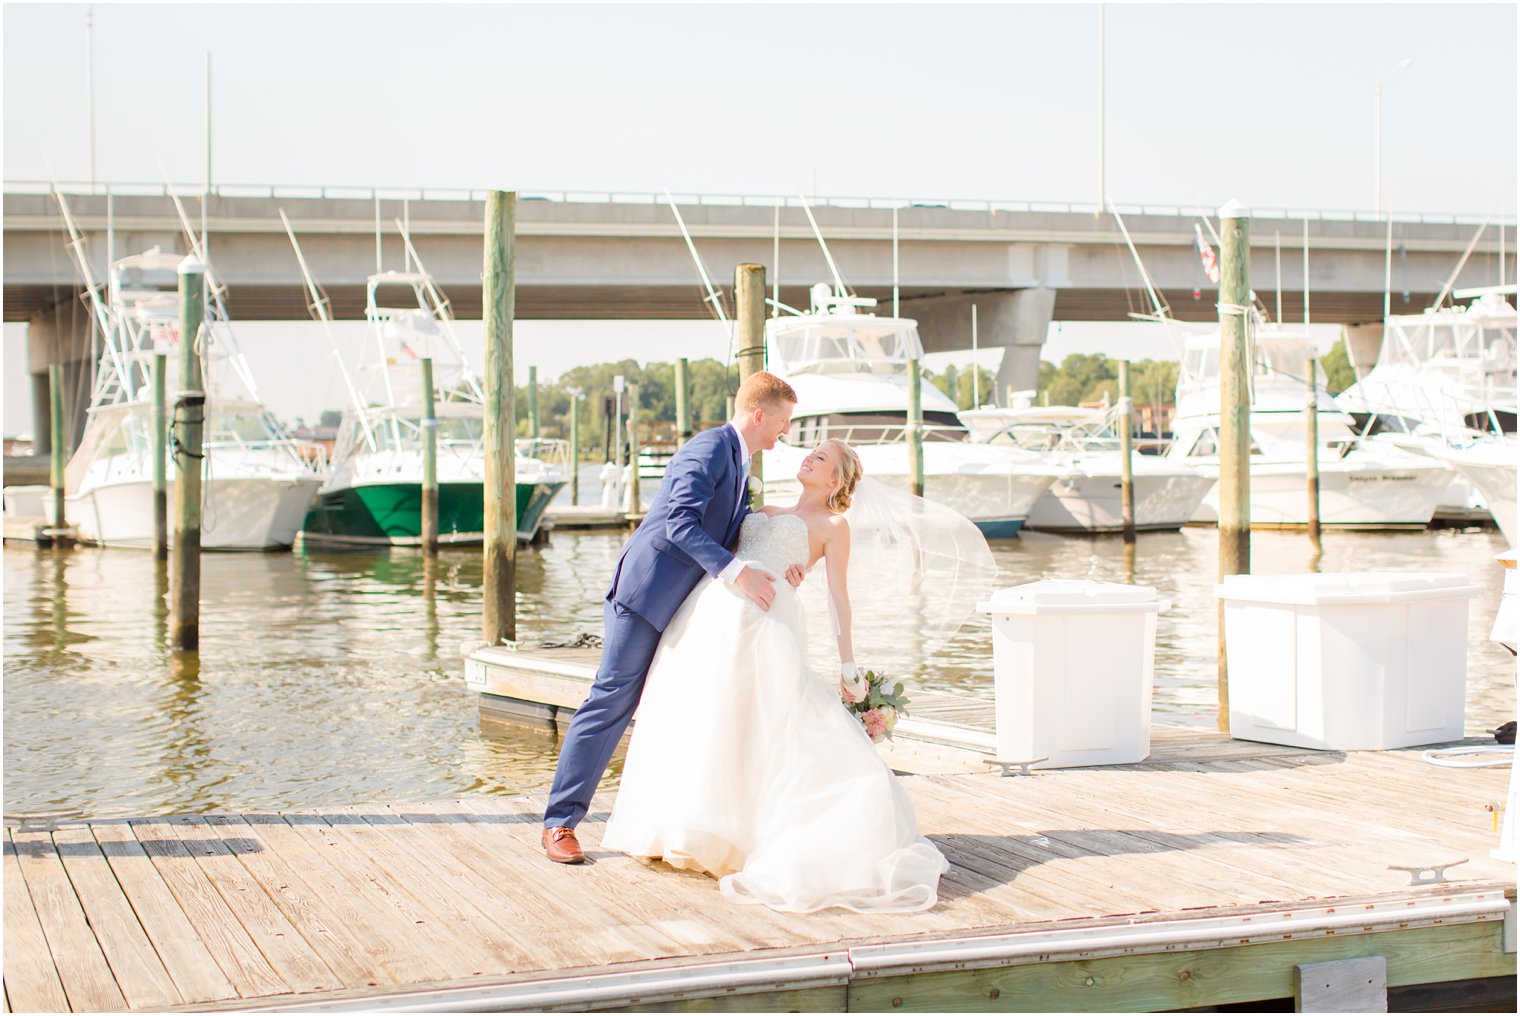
{"left": 5, "top": 183, "right": 1513, "bottom": 447}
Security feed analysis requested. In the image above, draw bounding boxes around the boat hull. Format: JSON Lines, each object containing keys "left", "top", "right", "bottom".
{"left": 1026, "top": 466, "right": 1215, "bottom": 534}
{"left": 67, "top": 476, "right": 321, "bottom": 550}
{"left": 299, "top": 480, "right": 562, "bottom": 546}
{"left": 1187, "top": 459, "right": 1450, "bottom": 529}
{"left": 1442, "top": 449, "right": 1517, "bottom": 545}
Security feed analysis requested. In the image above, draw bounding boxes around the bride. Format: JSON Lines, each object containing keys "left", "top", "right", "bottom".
{"left": 601, "top": 439, "right": 951, "bottom": 914}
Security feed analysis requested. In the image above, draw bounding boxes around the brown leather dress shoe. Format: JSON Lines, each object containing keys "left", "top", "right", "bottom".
{"left": 542, "top": 825, "right": 585, "bottom": 864}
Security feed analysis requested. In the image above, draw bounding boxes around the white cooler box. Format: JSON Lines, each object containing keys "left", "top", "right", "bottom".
{"left": 1218, "top": 572, "right": 1480, "bottom": 751}
{"left": 978, "top": 580, "right": 1169, "bottom": 769}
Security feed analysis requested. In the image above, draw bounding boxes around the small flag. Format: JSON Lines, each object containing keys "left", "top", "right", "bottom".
{"left": 1194, "top": 224, "right": 1220, "bottom": 285}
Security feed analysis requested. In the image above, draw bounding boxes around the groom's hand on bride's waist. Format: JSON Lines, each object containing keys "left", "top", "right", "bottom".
{"left": 734, "top": 566, "right": 777, "bottom": 611}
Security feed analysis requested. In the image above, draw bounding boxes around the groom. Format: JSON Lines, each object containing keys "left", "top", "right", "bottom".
{"left": 542, "top": 370, "right": 800, "bottom": 863}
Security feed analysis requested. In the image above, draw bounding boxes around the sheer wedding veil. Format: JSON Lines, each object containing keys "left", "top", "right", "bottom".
{"left": 799, "top": 475, "right": 1000, "bottom": 676}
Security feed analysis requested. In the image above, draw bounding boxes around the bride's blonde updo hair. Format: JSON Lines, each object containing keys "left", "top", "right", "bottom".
{"left": 824, "top": 440, "right": 864, "bottom": 514}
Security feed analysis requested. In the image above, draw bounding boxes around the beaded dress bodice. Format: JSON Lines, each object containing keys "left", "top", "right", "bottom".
{"left": 736, "top": 512, "right": 809, "bottom": 575}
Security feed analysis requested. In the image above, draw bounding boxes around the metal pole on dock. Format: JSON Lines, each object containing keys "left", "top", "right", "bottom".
{"left": 674, "top": 357, "right": 691, "bottom": 447}
{"left": 420, "top": 357, "right": 438, "bottom": 556}
{"left": 482, "top": 191, "right": 517, "bottom": 647}
{"left": 1119, "top": 359, "right": 1136, "bottom": 544}
{"left": 569, "top": 391, "right": 580, "bottom": 506}
{"left": 626, "top": 382, "right": 641, "bottom": 515}
{"left": 48, "top": 363, "right": 67, "bottom": 533}
{"left": 735, "top": 262, "right": 766, "bottom": 507}
{"left": 1305, "top": 354, "right": 1322, "bottom": 543}
{"left": 152, "top": 353, "right": 168, "bottom": 559}
{"left": 171, "top": 256, "right": 206, "bottom": 651}
{"left": 908, "top": 357, "right": 925, "bottom": 497}
{"left": 528, "top": 365, "right": 539, "bottom": 440}
{"left": 1216, "top": 200, "right": 1252, "bottom": 729}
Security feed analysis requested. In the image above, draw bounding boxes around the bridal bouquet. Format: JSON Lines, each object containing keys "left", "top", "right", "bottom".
{"left": 839, "top": 668, "right": 910, "bottom": 743}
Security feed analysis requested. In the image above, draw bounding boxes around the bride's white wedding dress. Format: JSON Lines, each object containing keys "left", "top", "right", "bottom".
{"left": 601, "top": 511, "right": 948, "bottom": 913}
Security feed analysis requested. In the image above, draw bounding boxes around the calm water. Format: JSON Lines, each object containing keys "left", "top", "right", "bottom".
{"left": 3, "top": 524, "right": 1514, "bottom": 820}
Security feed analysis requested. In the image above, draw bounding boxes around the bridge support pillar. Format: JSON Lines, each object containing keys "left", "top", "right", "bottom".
{"left": 1342, "top": 323, "right": 1384, "bottom": 379}
{"left": 25, "top": 297, "right": 94, "bottom": 456}
{"left": 903, "top": 288, "right": 1056, "bottom": 405}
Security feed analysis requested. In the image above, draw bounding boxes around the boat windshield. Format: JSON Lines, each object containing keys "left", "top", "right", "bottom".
{"left": 766, "top": 318, "right": 925, "bottom": 375}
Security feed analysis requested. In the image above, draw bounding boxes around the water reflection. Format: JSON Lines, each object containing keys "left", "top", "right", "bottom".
{"left": 3, "top": 524, "right": 1514, "bottom": 820}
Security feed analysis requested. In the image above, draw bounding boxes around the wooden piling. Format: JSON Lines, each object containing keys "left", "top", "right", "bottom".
{"left": 1119, "top": 358, "right": 1136, "bottom": 543}
{"left": 626, "top": 382, "right": 640, "bottom": 514}
{"left": 568, "top": 391, "right": 580, "bottom": 506}
{"left": 482, "top": 191, "right": 516, "bottom": 647}
{"left": 171, "top": 257, "right": 206, "bottom": 651}
{"left": 152, "top": 353, "right": 167, "bottom": 560}
{"left": 1215, "top": 200, "right": 1252, "bottom": 729}
{"left": 420, "top": 357, "right": 439, "bottom": 556}
{"left": 908, "top": 357, "right": 925, "bottom": 497}
{"left": 528, "top": 364, "right": 539, "bottom": 440}
{"left": 1306, "top": 354, "right": 1322, "bottom": 543}
{"left": 47, "top": 363, "right": 66, "bottom": 532}
{"left": 674, "top": 356, "right": 691, "bottom": 447}
{"left": 735, "top": 263, "right": 766, "bottom": 507}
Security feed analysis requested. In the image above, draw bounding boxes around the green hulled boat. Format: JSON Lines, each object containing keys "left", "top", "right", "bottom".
{"left": 301, "top": 477, "right": 562, "bottom": 546}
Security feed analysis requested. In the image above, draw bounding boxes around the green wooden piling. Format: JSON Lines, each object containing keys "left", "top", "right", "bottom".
{"left": 482, "top": 191, "right": 517, "bottom": 646}
{"left": 735, "top": 263, "right": 766, "bottom": 507}
{"left": 1216, "top": 200, "right": 1252, "bottom": 729}
{"left": 1119, "top": 359, "right": 1136, "bottom": 543}
{"left": 908, "top": 357, "right": 925, "bottom": 497}
{"left": 152, "top": 353, "right": 168, "bottom": 559}
{"left": 171, "top": 256, "right": 206, "bottom": 651}
{"left": 1305, "top": 354, "right": 1322, "bottom": 543}
{"left": 528, "top": 364, "right": 539, "bottom": 440}
{"left": 48, "top": 363, "right": 66, "bottom": 532}
{"left": 420, "top": 356, "right": 438, "bottom": 556}
{"left": 675, "top": 357, "right": 691, "bottom": 447}
{"left": 627, "top": 382, "right": 641, "bottom": 515}
{"left": 569, "top": 391, "right": 580, "bottom": 506}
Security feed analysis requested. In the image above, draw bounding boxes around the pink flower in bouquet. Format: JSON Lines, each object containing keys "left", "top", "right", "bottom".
{"left": 862, "top": 708, "right": 888, "bottom": 743}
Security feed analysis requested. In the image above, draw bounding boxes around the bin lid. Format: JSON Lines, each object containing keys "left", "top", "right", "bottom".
{"left": 1216, "top": 571, "right": 1481, "bottom": 606}
{"left": 978, "top": 579, "right": 1168, "bottom": 615}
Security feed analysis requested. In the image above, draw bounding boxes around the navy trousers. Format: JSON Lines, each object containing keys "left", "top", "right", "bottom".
{"left": 543, "top": 599, "right": 664, "bottom": 829}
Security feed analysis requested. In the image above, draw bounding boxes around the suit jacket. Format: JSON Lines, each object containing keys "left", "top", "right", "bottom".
{"left": 606, "top": 425, "right": 750, "bottom": 631}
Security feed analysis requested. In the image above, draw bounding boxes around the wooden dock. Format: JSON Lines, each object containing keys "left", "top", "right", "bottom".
{"left": 4, "top": 737, "right": 1514, "bottom": 1012}
{"left": 544, "top": 505, "right": 641, "bottom": 532}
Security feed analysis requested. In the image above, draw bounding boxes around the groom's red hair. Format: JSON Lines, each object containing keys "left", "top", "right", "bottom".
{"left": 735, "top": 371, "right": 797, "bottom": 414}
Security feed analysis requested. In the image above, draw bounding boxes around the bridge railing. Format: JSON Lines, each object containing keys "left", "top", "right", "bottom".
{"left": 4, "top": 180, "right": 1513, "bottom": 227}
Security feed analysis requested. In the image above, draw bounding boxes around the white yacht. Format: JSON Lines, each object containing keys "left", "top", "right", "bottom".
{"left": 62, "top": 249, "right": 323, "bottom": 550}
{"left": 1436, "top": 436, "right": 1517, "bottom": 545}
{"left": 1336, "top": 288, "right": 1516, "bottom": 522}
{"left": 298, "top": 271, "right": 568, "bottom": 546}
{"left": 960, "top": 404, "right": 1213, "bottom": 533}
{"left": 761, "top": 286, "right": 1055, "bottom": 537}
{"left": 1167, "top": 324, "right": 1450, "bottom": 529}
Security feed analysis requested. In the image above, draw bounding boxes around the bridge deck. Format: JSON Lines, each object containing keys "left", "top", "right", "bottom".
{"left": 4, "top": 733, "right": 1513, "bottom": 1012}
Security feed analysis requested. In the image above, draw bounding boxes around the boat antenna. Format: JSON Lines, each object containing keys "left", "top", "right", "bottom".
{"left": 1430, "top": 201, "right": 1506, "bottom": 311}
{"left": 1109, "top": 201, "right": 1170, "bottom": 322}
{"left": 52, "top": 186, "right": 127, "bottom": 402}
{"left": 280, "top": 208, "right": 376, "bottom": 451}
{"left": 796, "top": 193, "right": 851, "bottom": 299}
{"left": 662, "top": 189, "right": 730, "bottom": 325}
{"left": 392, "top": 216, "right": 484, "bottom": 403}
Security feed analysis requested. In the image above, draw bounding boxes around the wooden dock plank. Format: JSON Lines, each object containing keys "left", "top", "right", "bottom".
{"left": 230, "top": 813, "right": 468, "bottom": 984}
{"left": 316, "top": 806, "right": 548, "bottom": 969}
{"left": 384, "top": 801, "right": 665, "bottom": 967}
{"left": 188, "top": 815, "right": 400, "bottom": 992}
{"left": 2, "top": 831, "right": 71, "bottom": 1013}
{"left": 10, "top": 830, "right": 128, "bottom": 1012}
{"left": 86, "top": 823, "right": 239, "bottom": 1007}
{"left": 124, "top": 817, "right": 296, "bottom": 1000}
{"left": 50, "top": 826, "right": 183, "bottom": 1009}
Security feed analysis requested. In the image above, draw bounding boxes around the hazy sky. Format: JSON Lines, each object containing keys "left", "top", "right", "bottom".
{"left": 3, "top": 3, "right": 1516, "bottom": 435}
{"left": 3, "top": 3, "right": 1515, "bottom": 214}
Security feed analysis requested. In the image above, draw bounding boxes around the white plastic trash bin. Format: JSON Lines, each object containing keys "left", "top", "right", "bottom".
{"left": 978, "top": 580, "right": 1170, "bottom": 769}
{"left": 1218, "top": 572, "right": 1480, "bottom": 751}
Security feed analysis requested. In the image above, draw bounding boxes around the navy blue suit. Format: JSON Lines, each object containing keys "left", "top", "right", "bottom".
{"left": 544, "top": 425, "right": 750, "bottom": 829}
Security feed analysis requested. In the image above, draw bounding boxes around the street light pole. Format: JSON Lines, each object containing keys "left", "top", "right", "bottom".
{"left": 1374, "top": 58, "right": 1413, "bottom": 217}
